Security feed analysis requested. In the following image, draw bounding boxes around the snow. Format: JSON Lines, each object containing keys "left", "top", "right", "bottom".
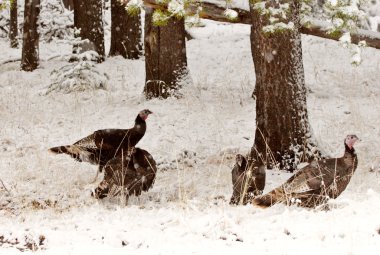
{"left": 223, "top": 9, "right": 238, "bottom": 21}
{"left": 1, "top": 16, "right": 380, "bottom": 255}
{"left": 168, "top": 0, "right": 186, "bottom": 18}
{"left": 340, "top": 32, "right": 351, "bottom": 45}
{"left": 204, "top": 0, "right": 250, "bottom": 11}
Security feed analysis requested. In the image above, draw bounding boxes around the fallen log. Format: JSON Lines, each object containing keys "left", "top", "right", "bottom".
{"left": 143, "top": 0, "right": 380, "bottom": 49}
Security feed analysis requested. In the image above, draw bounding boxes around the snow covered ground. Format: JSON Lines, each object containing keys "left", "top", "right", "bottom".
{"left": 1, "top": 20, "right": 380, "bottom": 254}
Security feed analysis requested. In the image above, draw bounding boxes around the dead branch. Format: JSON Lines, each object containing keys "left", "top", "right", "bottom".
{"left": 0, "top": 58, "right": 21, "bottom": 66}
{"left": 0, "top": 178, "right": 10, "bottom": 194}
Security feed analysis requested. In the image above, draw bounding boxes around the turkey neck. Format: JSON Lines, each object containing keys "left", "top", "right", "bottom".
{"left": 343, "top": 143, "right": 358, "bottom": 172}
{"left": 240, "top": 158, "right": 248, "bottom": 171}
{"left": 134, "top": 115, "right": 147, "bottom": 134}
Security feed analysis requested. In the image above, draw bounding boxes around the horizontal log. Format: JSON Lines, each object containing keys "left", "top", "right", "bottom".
{"left": 143, "top": 0, "right": 380, "bottom": 49}
{"left": 300, "top": 20, "right": 380, "bottom": 49}
{"left": 143, "top": 0, "right": 250, "bottom": 24}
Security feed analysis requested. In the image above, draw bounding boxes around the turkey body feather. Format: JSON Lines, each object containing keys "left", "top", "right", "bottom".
{"left": 252, "top": 135, "right": 359, "bottom": 208}
{"left": 49, "top": 109, "right": 152, "bottom": 172}
{"left": 92, "top": 148, "right": 157, "bottom": 200}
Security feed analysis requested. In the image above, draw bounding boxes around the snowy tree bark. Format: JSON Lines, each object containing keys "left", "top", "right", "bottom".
{"left": 73, "top": 0, "right": 105, "bottom": 62}
{"left": 144, "top": 7, "right": 160, "bottom": 96}
{"left": 21, "top": 0, "right": 40, "bottom": 71}
{"left": 109, "top": 0, "right": 142, "bottom": 59}
{"left": 249, "top": 1, "right": 321, "bottom": 171}
{"left": 9, "top": 0, "right": 18, "bottom": 48}
{"left": 62, "top": 0, "right": 74, "bottom": 10}
{"left": 144, "top": 8, "right": 188, "bottom": 99}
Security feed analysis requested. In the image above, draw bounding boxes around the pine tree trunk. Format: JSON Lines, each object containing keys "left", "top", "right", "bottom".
{"left": 73, "top": 0, "right": 105, "bottom": 62}
{"left": 9, "top": 0, "right": 18, "bottom": 48}
{"left": 109, "top": 0, "right": 142, "bottom": 59}
{"left": 21, "top": 0, "right": 40, "bottom": 71}
{"left": 144, "top": 7, "right": 160, "bottom": 96}
{"left": 159, "top": 15, "right": 188, "bottom": 93}
{"left": 144, "top": 8, "right": 188, "bottom": 99}
{"left": 249, "top": 1, "right": 320, "bottom": 171}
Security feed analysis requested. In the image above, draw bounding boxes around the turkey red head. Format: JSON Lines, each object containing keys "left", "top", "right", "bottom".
{"left": 139, "top": 109, "right": 153, "bottom": 120}
{"left": 345, "top": 135, "right": 359, "bottom": 150}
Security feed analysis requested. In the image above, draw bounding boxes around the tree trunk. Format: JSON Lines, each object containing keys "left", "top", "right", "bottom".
{"left": 9, "top": 0, "right": 18, "bottom": 48}
{"left": 249, "top": 1, "right": 321, "bottom": 171}
{"left": 144, "top": 8, "right": 188, "bottom": 99}
{"left": 21, "top": 0, "right": 40, "bottom": 71}
{"left": 144, "top": 7, "right": 160, "bottom": 96}
{"left": 62, "top": 0, "right": 74, "bottom": 10}
{"left": 109, "top": 0, "right": 142, "bottom": 59}
{"left": 73, "top": 0, "right": 105, "bottom": 62}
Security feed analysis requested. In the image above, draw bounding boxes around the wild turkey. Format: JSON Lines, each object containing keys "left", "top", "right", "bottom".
{"left": 230, "top": 154, "right": 266, "bottom": 205}
{"left": 252, "top": 135, "right": 359, "bottom": 208}
{"left": 49, "top": 109, "right": 153, "bottom": 172}
{"left": 92, "top": 147, "right": 157, "bottom": 201}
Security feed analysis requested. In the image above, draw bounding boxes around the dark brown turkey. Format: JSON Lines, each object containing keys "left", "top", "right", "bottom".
{"left": 49, "top": 109, "right": 153, "bottom": 172}
{"left": 92, "top": 147, "right": 157, "bottom": 201}
{"left": 230, "top": 154, "right": 266, "bottom": 205}
{"left": 252, "top": 135, "right": 359, "bottom": 208}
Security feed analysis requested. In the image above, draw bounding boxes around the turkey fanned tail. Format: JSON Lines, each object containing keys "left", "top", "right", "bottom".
{"left": 49, "top": 145, "right": 97, "bottom": 164}
{"left": 252, "top": 188, "right": 284, "bottom": 208}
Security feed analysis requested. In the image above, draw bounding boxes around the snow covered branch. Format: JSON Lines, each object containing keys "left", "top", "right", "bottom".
{"left": 300, "top": 20, "right": 380, "bottom": 50}
{"left": 142, "top": 0, "right": 380, "bottom": 50}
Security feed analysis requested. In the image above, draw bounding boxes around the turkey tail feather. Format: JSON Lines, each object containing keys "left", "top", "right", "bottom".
{"left": 49, "top": 146, "right": 69, "bottom": 154}
{"left": 49, "top": 145, "right": 92, "bottom": 163}
{"left": 252, "top": 188, "right": 284, "bottom": 208}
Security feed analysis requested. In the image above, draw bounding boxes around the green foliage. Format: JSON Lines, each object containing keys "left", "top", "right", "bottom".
{"left": 0, "top": 0, "right": 15, "bottom": 10}
{"left": 322, "top": 0, "right": 369, "bottom": 64}
{"left": 126, "top": 5, "right": 141, "bottom": 16}
{"left": 324, "top": 0, "right": 367, "bottom": 34}
{"left": 252, "top": 1, "right": 295, "bottom": 34}
{"left": 152, "top": 9, "right": 171, "bottom": 26}
{"left": 326, "top": 29, "right": 343, "bottom": 39}
{"left": 125, "top": 0, "right": 142, "bottom": 17}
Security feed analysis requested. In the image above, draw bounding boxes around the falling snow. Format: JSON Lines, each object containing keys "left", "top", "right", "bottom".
{"left": 0, "top": 3, "right": 380, "bottom": 255}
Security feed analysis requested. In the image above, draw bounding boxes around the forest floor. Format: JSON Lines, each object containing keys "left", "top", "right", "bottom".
{"left": 0, "top": 20, "right": 380, "bottom": 254}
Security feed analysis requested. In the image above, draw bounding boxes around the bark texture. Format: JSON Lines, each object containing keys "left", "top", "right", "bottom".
{"left": 73, "top": 0, "right": 105, "bottom": 62}
{"left": 144, "top": 7, "right": 188, "bottom": 99}
{"left": 9, "top": 0, "right": 18, "bottom": 48}
{"left": 250, "top": 1, "right": 321, "bottom": 171}
{"left": 21, "top": 0, "right": 40, "bottom": 71}
{"left": 109, "top": 0, "right": 142, "bottom": 59}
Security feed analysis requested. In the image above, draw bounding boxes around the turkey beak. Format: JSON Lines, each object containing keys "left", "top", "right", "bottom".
{"left": 148, "top": 110, "right": 153, "bottom": 115}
